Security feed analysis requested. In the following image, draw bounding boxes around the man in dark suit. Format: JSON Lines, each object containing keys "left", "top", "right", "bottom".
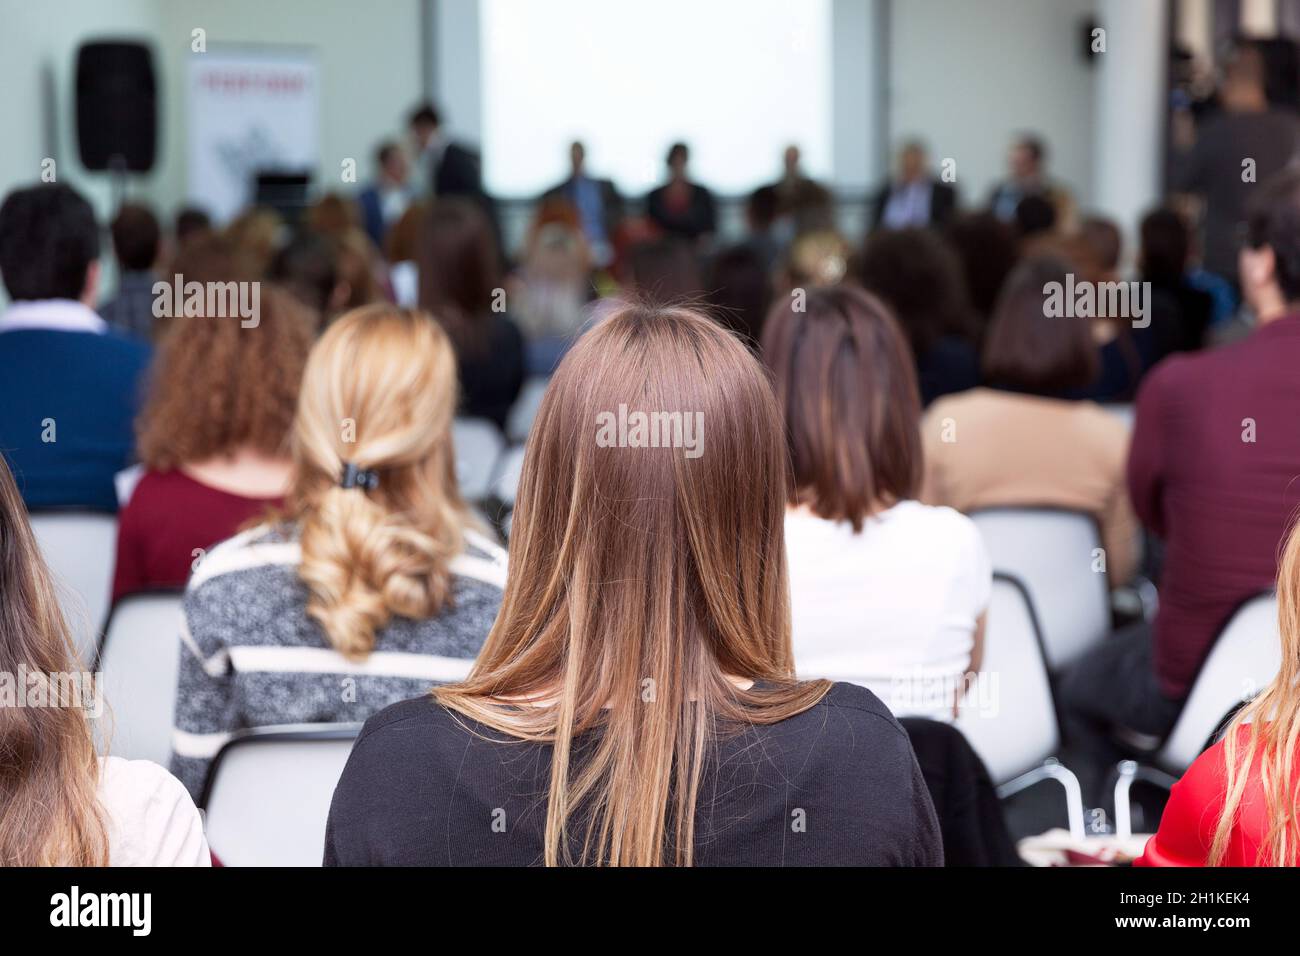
{"left": 872, "top": 140, "right": 958, "bottom": 231}
{"left": 408, "top": 102, "right": 502, "bottom": 254}
{"left": 542, "top": 141, "right": 623, "bottom": 265}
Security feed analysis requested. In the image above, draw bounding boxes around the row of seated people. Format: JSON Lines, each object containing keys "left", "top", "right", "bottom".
{"left": 3, "top": 285, "right": 1298, "bottom": 866}
{"left": 3, "top": 167, "right": 1300, "bottom": 864}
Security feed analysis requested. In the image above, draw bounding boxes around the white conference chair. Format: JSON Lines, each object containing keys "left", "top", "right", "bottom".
{"left": 971, "top": 508, "right": 1112, "bottom": 672}
{"left": 96, "top": 591, "right": 185, "bottom": 765}
{"left": 200, "top": 724, "right": 361, "bottom": 867}
{"left": 29, "top": 510, "right": 118, "bottom": 665}
{"left": 1113, "top": 593, "right": 1281, "bottom": 838}
{"left": 452, "top": 418, "right": 505, "bottom": 502}
{"left": 1101, "top": 403, "right": 1135, "bottom": 429}
{"left": 492, "top": 444, "right": 527, "bottom": 506}
{"left": 114, "top": 464, "right": 145, "bottom": 508}
{"left": 957, "top": 573, "right": 1085, "bottom": 840}
{"left": 506, "top": 376, "right": 549, "bottom": 444}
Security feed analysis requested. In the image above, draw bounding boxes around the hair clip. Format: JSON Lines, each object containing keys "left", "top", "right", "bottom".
{"left": 339, "top": 462, "right": 380, "bottom": 491}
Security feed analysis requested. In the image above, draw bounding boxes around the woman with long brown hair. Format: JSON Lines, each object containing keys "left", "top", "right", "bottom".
{"left": 168, "top": 305, "right": 505, "bottom": 800}
{"left": 0, "top": 456, "right": 208, "bottom": 865}
{"left": 417, "top": 197, "right": 524, "bottom": 430}
{"left": 325, "top": 303, "right": 942, "bottom": 866}
{"left": 1139, "top": 518, "right": 1300, "bottom": 866}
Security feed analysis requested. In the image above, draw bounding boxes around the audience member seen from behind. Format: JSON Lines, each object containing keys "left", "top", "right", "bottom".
{"left": 1140, "top": 207, "right": 1214, "bottom": 354}
{"left": 705, "top": 242, "right": 772, "bottom": 350}
{"left": 1050, "top": 220, "right": 1145, "bottom": 403}
{"left": 324, "top": 305, "right": 942, "bottom": 866}
{"left": 764, "top": 286, "right": 990, "bottom": 721}
{"left": 168, "top": 306, "right": 507, "bottom": 799}
{"left": 858, "top": 227, "right": 979, "bottom": 406}
{"left": 1172, "top": 44, "right": 1300, "bottom": 283}
{"left": 921, "top": 255, "right": 1138, "bottom": 588}
{"left": 417, "top": 198, "right": 525, "bottom": 429}
{"left": 269, "top": 232, "right": 349, "bottom": 319}
{"left": 0, "top": 455, "right": 209, "bottom": 866}
{"left": 944, "top": 212, "right": 1019, "bottom": 343}
{"left": 1139, "top": 517, "right": 1300, "bottom": 866}
{"left": 100, "top": 202, "right": 162, "bottom": 341}
{"left": 113, "top": 235, "right": 316, "bottom": 601}
{"left": 1062, "top": 168, "right": 1300, "bottom": 779}
{"left": 0, "top": 184, "right": 151, "bottom": 511}
{"left": 508, "top": 196, "right": 593, "bottom": 375}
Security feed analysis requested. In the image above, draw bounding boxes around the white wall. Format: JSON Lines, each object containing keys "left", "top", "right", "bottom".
{"left": 0, "top": 0, "right": 424, "bottom": 218}
{"left": 887, "top": 0, "right": 1100, "bottom": 209}
{"left": 153, "top": 0, "right": 424, "bottom": 217}
{"left": 0, "top": 0, "right": 163, "bottom": 220}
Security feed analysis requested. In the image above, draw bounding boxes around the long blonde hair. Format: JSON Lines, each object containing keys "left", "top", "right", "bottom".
{"left": 289, "top": 305, "right": 471, "bottom": 659}
{"left": 0, "top": 457, "right": 109, "bottom": 865}
{"left": 435, "top": 304, "right": 832, "bottom": 866}
{"left": 1210, "top": 518, "right": 1300, "bottom": 865}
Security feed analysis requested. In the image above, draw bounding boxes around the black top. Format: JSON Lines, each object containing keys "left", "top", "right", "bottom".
{"left": 645, "top": 182, "right": 717, "bottom": 240}
{"left": 324, "top": 681, "right": 943, "bottom": 866}
{"left": 457, "top": 312, "right": 525, "bottom": 431}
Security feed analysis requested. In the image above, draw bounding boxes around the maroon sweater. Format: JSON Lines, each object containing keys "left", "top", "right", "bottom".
{"left": 1128, "top": 316, "right": 1300, "bottom": 698}
{"left": 111, "top": 469, "right": 282, "bottom": 601}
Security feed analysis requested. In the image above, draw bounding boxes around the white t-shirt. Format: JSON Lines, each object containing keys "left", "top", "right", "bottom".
{"left": 98, "top": 756, "right": 211, "bottom": 866}
{"left": 785, "top": 501, "right": 992, "bottom": 720}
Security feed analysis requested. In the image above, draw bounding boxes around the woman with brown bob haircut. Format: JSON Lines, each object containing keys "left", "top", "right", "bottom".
{"left": 921, "top": 255, "right": 1138, "bottom": 586}
{"left": 111, "top": 234, "right": 316, "bottom": 599}
{"left": 325, "top": 302, "right": 941, "bottom": 867}
{"left": 764, "top": 285, "right": 991, "bottom": 720}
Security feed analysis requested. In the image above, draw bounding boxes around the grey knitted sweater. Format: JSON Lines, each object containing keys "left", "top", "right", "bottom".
{"left": 168, "top": 522, "right": 506, "bottom": 799}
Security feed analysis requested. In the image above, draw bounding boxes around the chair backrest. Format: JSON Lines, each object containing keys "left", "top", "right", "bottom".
{"left": 492, "top": 444, "right": 527, "bottom": 506}
{"left": 452, "top": 418, "right": 505, "bottom": 502}
{"left": 200, "top": 724, "right": 361, "bottom": 866}
{"left": 29, "top": 511, "right": 118, "bottom": 665}
{"left": 970, "top": 508, "right": 1110, "bottom": 672}
{"left": 96, "top": 591, "right": 185, "bottom": 765}
{"left": 955, "top": 574, "right": 1059, "bottom": 786}
{"left": 1101, "top": 404, "right": 1135, "bottom": 429}
{"left": 1158, "top": 593, "right": 1281, "bottom": 773}
{"left": 506, "top": 376, "right": 550, "bottom": 444}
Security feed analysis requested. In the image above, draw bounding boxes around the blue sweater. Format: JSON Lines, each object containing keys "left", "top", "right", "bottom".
{"left": 0, "top": 329, "right": 151, "bottom": 511}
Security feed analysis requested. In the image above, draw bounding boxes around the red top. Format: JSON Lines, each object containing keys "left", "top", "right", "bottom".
{"left": 111, "top": 469, "right": 282, "bottom": 601}
{"left": 1136, "top": 730, "right": 1282, "bottom": 867}
{"left": 1127, "top": 316, "right": 1300, "bottom": 697}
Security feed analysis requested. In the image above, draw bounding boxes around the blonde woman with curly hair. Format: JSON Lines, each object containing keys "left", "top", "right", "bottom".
{"left": 113, "top": 234, "right": 316, "bottom": 600}
{"left": 0, "top": 456, "right": 208, "bottom": 866}
{"left": 1139, "top": 517, "right": 1300, "bottom": 866}
{"left": 169, "top": 305, "right": 505, "bottom": 799}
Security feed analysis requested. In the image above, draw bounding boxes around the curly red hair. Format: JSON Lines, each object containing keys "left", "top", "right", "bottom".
{"left": 136, "top": 236, "right": 317, "bottom": 470}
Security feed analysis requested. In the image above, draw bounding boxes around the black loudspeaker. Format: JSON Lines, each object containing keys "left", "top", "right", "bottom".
{"left": 75, "top": 41, "right": 157, "bottom": 172}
